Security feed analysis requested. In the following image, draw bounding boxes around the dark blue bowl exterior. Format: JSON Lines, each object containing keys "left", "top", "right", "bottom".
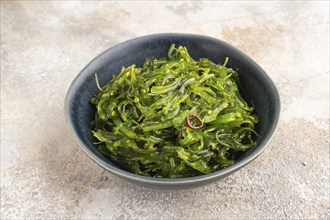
{"left": 65, "top": 33, "right": 280, "bottom": 188}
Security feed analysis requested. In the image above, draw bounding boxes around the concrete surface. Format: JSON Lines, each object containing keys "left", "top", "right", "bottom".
{"left": 1, "top": 1, "right": 329, "bottom": 219}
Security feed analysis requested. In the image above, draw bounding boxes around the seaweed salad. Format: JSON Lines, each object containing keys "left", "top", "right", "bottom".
{"left": 90, "top": 44, "right": 258, "bottom": 178}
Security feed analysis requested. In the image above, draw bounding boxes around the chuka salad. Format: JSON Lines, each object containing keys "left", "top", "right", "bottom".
{"left": 90, "top": 44, "right": 258, "bottom": 178}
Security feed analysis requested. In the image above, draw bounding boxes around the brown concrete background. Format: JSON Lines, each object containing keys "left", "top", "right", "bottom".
{"left": 1, "top": 1, "right": 329, "bottom": 219}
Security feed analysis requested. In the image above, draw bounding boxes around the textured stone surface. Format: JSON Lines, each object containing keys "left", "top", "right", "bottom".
{"left": 1, "top": 1, "right": 329, "bottom": 219}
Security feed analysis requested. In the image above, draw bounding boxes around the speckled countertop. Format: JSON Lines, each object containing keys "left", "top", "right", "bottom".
{"left": 1, "top": 1, "right": 329, "bottom": 219}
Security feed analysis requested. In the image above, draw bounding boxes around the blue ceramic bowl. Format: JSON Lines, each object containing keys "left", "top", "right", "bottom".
{"left": 65, "top": 33, "right": 280, "bottom": 189}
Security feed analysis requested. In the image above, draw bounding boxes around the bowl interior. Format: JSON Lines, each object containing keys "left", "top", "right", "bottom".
{"left": 65, "top": 34, "right": 280, "bottom": 187}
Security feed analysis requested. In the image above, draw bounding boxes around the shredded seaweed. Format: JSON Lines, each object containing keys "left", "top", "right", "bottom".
{"left": 90, "top": 45, "right": 258, "bottom": 178}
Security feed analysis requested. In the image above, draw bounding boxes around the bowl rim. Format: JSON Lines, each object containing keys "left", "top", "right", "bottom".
{"left": 65, "top": 33, "right": 281, "bottom": 186}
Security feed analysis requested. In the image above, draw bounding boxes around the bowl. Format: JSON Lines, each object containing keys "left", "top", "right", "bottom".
{"left": 65, "top": 33, "right": 280, "bottom": 189}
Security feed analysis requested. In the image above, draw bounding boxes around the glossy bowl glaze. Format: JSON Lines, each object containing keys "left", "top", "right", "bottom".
{"left": 65, "top": 33, "right": 280, "bottom": 189}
